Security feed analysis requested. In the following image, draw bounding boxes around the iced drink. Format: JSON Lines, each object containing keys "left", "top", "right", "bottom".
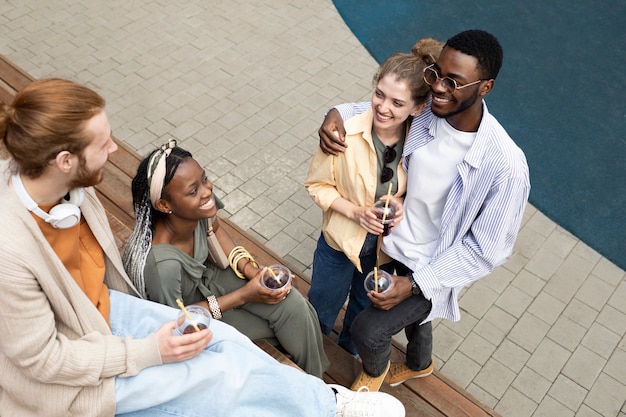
{"left": 374, "top": 200, "right": 397, "bottom": 236}
{"left": 174, "top": 305, "right": 211, "bottom": 335}
{"left": 364, "top": 269, "right": 393, "bottom": 293}
{"left": 261, "top": 265, "right": 292, "bottom": 290}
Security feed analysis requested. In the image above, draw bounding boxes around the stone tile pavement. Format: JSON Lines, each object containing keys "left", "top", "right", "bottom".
{"left": 1, "top": 1, "right": 624, "bottom": 416}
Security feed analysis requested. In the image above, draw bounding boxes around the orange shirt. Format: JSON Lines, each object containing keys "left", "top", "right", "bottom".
{"left": 35, "top": 204, "right": 111, "bottom": 327}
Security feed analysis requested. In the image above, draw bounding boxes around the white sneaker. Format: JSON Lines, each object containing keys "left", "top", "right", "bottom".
{"left": 331, "top": 384, "right": 405, "bottom": 417}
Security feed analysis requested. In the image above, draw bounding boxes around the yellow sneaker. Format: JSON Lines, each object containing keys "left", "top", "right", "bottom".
{"left": 349, "top": 361, "right": 390, "bottom": 392}
{"left": 384, "top": 360, "right": 434, "bottom": 387}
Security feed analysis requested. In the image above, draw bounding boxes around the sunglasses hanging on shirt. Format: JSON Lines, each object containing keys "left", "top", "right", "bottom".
{"left": 381, "top": 146, "right": 397, "bottom": 183}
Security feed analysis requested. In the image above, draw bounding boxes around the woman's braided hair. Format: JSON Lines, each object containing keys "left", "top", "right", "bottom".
{"left": 122, "top": 144, "right": 192, "bottom": 297}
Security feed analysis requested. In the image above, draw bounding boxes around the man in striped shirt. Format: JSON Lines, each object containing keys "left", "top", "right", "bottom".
{"left": 318, "top": 29, "right": 530, "bottom": 392}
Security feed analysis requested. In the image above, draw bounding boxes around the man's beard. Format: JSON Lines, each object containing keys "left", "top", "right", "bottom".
{"left": 70, "top": 156, "right": 104, "bottom": 188}
{"left": 431, "top": 91, "right": 480, "bottom": 120}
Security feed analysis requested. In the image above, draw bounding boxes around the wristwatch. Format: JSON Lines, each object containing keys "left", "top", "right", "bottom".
{"left": 409, "top": 277, "right": 421, "bottom": 296}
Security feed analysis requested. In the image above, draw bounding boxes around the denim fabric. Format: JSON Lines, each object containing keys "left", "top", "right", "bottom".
{"left": 109, "top": 290, "right": 335, "bottom": 417}
{"left": 350, "top": 261, "right": 433, "bottom": 377}
{"left": 308, "top": 233, "right": 377, "bottom": 355}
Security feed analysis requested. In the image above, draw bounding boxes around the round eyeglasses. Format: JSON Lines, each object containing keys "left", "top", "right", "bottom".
{"left": 423, "top": 64, "right": 484, "bottom": 93}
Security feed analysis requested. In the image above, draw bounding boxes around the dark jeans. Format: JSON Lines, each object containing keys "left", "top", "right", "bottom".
{"left": 350, "top": 260, "right": 433, "bottom": 377}
{"left": 308, "top": 232, "right": 378, "bottom": 355}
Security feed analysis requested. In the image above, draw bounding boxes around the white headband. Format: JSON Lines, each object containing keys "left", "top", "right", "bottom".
{"left": 147, "top": 139, "right": 177, "bottom": 208}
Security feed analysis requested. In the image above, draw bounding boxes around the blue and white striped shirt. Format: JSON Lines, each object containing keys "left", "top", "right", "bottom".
{"left": 335, "top": 101, "right": 530, "bottom": 322}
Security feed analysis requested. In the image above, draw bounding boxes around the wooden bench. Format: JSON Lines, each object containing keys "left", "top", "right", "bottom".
{"left": 1, "top": 54, "right": 502, "bottom": 417}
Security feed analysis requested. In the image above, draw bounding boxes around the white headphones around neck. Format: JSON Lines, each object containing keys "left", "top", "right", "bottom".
{"left": 12, "top": 173, "right": 84, "bottom": 229}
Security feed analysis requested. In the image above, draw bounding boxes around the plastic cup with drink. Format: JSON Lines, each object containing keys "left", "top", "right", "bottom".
{"left": 374, "top": 200, "right": 397, "bottom": 236}
{"left": 364, "top": 268, "right": 393, "bottom": 294}
{"left": 261, "top": 264, "right": 292, "bottom": 290}
{"left": 174, "top": 304, "right": 212, "bottom": 335}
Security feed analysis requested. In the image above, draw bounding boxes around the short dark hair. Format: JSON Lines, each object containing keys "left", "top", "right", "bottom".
{"left": 445, "top": 30, "right": 503, "bottom": 80}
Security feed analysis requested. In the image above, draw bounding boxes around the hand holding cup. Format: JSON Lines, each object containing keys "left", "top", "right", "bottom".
{"left": 364, "top": 269, "right": 393, "bottom": 294}
{"left": 174, "top": 304, "right": 212, "bottom": 335}
{"left": 261, "top": 265, "right": 292, "bottom": 290}
{"left": 374, "top": 200, "right": 397, "bottom": 236}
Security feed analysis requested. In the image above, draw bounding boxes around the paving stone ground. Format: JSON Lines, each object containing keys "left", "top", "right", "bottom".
{"left": 1, "top": 1, "right": 624, "bottom": 416}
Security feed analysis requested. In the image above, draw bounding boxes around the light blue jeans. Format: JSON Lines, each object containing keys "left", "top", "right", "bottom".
{"left": 109, "top": 290, "right": 335, "bottom": 417}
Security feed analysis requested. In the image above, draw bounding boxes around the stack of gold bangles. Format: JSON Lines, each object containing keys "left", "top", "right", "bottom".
{"left": 228, "top": 246, "right": 259, "bottom": 279}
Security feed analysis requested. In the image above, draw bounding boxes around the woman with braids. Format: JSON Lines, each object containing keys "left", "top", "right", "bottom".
{"left": 122, "top": 140, "right": 329, "bottom": 377}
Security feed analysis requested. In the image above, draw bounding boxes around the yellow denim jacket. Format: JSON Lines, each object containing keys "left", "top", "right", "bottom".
{"left": 305, "top": 109, "right": 407, "bottom": 271}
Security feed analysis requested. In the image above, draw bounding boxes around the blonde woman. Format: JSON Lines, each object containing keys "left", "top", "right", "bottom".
{"left": 305, "top": 38, "right": 443, "bottom": 357}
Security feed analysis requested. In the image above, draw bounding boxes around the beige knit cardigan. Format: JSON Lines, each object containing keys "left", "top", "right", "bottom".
{"left": 0, "top": 160, "right": 162, "bottom": 417}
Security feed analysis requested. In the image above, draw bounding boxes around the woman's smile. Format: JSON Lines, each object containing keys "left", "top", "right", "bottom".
{"left": 200, "top": 197, "right": 215, "bottom": 210}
